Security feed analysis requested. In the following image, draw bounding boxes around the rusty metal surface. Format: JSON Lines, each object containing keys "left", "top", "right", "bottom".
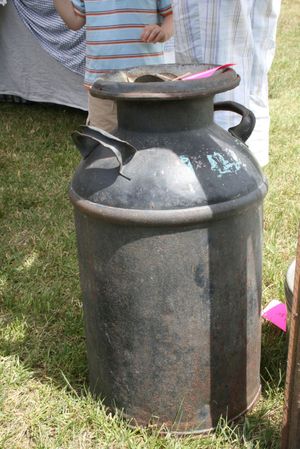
{"left": 74, "top": 206, "right": 263, "bottom": 433}
{"left": 70, "top": 67, "right": 266, "bottom": 433}
{"left": 281, "top": 226, "right": 300, "bottom": 449}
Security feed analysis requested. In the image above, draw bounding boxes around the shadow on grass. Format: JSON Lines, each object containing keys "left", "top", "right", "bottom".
{"left": 228, "top": 410, "right": 282, "bottom": 449}
{"left": 0, "top": 242, "right": 89, "bottom": 392}
{"left": 0, "top": 102, "right": 89, "bottom": 393}
{"left": 261, "top": 322, "right": 288, "bottom": 390}
{"left": 0, "top": 102, "right": 290, "bottom": 448}
{"left": 0, "top": 229, "right": 289, "bottom": 448}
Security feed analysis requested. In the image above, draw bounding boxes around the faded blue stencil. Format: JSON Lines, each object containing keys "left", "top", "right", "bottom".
{"left": 207, "top": 152, "right": 241, "bottom": 177}
{"left": 179, "top": 155, "right": 194, "bottom": 171}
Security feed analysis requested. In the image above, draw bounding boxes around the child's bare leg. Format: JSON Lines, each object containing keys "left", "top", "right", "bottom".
{"left": 87, "top": 93, "right": 117, "bottom": 132}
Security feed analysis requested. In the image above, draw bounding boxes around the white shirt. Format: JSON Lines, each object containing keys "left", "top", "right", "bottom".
{"left": 172, "top": 0, "right": 281, "bottom": 167}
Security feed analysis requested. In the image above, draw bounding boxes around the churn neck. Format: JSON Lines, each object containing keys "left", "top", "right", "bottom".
{"left": 116, "top": 97, "right": 214, "bottom": 132}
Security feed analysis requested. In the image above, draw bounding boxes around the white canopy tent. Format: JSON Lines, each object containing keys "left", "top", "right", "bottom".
{"left": 0, "top": 1, "right": 88, "bottom": 111}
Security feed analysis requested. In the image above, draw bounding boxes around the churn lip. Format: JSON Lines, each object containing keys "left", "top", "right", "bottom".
{"left": 69, "top": 180, "right": 268, "bottom": 227}
{"left": 90, "top": 64, "right": 240, "bottom": 101}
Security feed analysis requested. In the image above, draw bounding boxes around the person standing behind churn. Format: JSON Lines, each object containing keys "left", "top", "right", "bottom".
{"left": 172, "top": 0, "right": 281, "bottom": 167}
{"left": 54, "top": 0, "right": 173, "bottom": 131}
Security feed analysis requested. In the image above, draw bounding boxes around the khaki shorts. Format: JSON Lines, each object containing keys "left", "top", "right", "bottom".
{"left": 87, "top": 92, "right": 118, "bottom": 132}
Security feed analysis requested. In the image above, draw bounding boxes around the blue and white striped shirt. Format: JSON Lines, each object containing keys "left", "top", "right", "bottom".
{"left": 12, "top": 0, "right": 85, "bottom": 75}
{"left": 71, "top": 0, "right": 172, "bottom": 86}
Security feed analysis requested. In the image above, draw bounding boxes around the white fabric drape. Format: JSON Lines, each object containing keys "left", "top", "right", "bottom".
{"left": 172, "top": 0, "right": 281, "bottom": 166}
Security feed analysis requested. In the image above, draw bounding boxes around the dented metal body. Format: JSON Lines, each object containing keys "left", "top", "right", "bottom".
{"left": 69, "top": 64, "right": 267, "bottom": 434}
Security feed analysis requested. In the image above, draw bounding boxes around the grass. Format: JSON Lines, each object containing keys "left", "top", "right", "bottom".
{"left": 0, "top": 0, "right": 299, "bottom": 447}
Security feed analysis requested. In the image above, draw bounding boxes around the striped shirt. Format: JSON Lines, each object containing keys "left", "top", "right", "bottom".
{"left": 12, "top": 0, "right": 85, "bottom": 75}
{"left": 172, "top": 0, "right": 281, "bottom": 167}
{"left": 71, "top": 0, "right": 172, "bottom": 86}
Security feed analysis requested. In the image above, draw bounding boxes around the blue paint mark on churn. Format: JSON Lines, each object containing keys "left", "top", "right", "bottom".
{"left": 179, "top": 155, "right": 194, "bottom": 171}
{"left": 207, "top": 152, "right": 241, "bottom": 177}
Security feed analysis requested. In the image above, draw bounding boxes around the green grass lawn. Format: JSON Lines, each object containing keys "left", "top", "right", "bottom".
{"left": 0, "top": 0, "right": 299, "bottom": 447}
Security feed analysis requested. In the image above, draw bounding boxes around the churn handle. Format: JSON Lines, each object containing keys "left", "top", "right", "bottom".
{"left": 214, "top": 101, "right": 256, "bottom": 143}
{"left": 71, "top": 125, "right": 137, "bottom": 174}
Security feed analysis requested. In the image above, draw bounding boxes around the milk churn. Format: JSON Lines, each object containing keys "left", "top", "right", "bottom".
{"left": 69, "top": 64, "right": 268, "bottom": 434}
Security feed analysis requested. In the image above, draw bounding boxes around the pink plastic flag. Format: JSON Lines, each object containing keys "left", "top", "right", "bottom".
{"left": 181, "top": 63, "right": 236, "bottom": 81}
{"left": 261, "top": 299, "right": 287, "bottom": 332}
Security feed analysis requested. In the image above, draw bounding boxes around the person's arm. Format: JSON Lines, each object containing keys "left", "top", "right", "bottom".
{"left": 53, "top": 0, "right": 85, "bottom": 30}
{"left": 141, "top": 12, "right": 173, "bottom": 44}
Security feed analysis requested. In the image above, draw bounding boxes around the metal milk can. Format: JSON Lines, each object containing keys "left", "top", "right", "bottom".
{"left": 69, "top": 64, "right": 268, "bottom": 434}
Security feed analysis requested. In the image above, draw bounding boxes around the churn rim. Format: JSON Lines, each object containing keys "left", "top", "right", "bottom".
{"left": 90, "top": 64, "right": 240, "bottom": 101}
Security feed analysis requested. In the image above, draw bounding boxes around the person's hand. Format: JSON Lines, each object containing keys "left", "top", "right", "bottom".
{"left": 141, "top": 24, "right": 167, "bottom": 43}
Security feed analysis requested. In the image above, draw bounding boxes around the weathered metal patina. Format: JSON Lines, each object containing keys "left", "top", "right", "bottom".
{"left": 281, "top": 229, "right": 300, "bottom": 449}
{"left": 69, "top": 64, "right": 268, "bottom": 434}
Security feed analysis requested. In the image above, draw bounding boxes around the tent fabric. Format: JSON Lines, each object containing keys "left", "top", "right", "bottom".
{"left": 11, "top": 0, "right": 85, "bottom": 76}
{"left": 0, "top": 1, "right": 88, "bottom": 110}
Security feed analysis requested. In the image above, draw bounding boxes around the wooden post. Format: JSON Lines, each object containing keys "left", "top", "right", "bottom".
{"left": 281, "top": 225, "right": 300, "bottom": 449}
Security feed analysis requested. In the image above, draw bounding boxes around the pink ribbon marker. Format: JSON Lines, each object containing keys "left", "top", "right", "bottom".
{"left": 181, "top": 63, "right": 236, "bottom": 81}
{"left": 261, "top": 299, "right": 287, "bottom": 332}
